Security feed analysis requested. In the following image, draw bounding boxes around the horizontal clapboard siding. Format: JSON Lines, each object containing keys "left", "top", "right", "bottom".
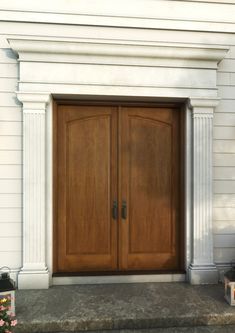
{"left": 214, "top": 221, "right": 235, "bottom": 235}
{"left": 227, "top": 46, "right": 235, "bottom": 59}
{"left": 214, "top": 181, "right": 235, "bottom": 194}
{"left": 214, "top": 154, "right": 235, "bottom": 167}
{"left": 214, "top": 127, "right": 235, "bottom": 139}
{"left": 214, "top": 248, "right": 235, "bottom": 263}
{"left": 0, "top": 40, "right": 22, "bottom": 270}
{"left": 0, "top": 107, "right": 22, "bottom": 121}
{"left": 0, "top": 48, "right": 17, "bottom": 63}
{"left": 214, "top": 113, "right": 235, "bottom": 126}
{"left": 0, "top": 165, "right": 21, "bottom": 178}
{"left": 218, "top": 59, "right": 235, "bottom": 73}
{"left": 214, "top": 167, "right": 235, "bottom": 180}
{"left": 214, "top": 194, "right": 235, "bottom": 208}
{"left": 0, "top": 237, "right": 21, "bottom": 252}
{"left": 214, "top": 234, "right": 235, "bottom": 248}
{"left": 214, "top": 140, "right": 235, "bottom": 153}
{"left": 0, "top": 78, "right": 18, "bottom": 91}
{"left": 0, "top": 194, "right": 21, "bottom": 207}
{"left": 0, "top": 150, "right": 22, "bottom": 164}
{"left": 0, "top": 92, "right": 21, "bottom": 106}
{"left": 214, "top": 52, "right": 235, "bottom": 264}
{"left": 0, "top": 121, "right": 22, "bottom": 135}
{"left": 0, "top": 179, "right": 22, "bottom": 193}
{"left": 0, "top": 252, "right": 22, "bottom": 267}
{"left": 0, "top": 136, "right": 22, "bottom": 150}
{"left": 215, "top": 100, "right": 235, "bottom": 113}
{"left": 214, "top": 208, "right": 235, "bottom": 221}
{"left": 218, "top": 86, "right": 235, "bottom": 99}
{"left": 0, "top": 208, "right": 22, "bottom": 223}
{"left": 0, "top": 222, "right": 21, "bottom": 237}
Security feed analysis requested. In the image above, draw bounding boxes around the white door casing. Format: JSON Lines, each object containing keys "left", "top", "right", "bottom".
{"left": 8, "top": 38, "right": 228, "bottom": 289}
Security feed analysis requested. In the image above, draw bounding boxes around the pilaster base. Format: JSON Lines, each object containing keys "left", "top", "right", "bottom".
{"left": 18, "top": 269, "right": 49, "bottom": 289}
{"left": 188, "top": 264, "right": 218, "bottom": 285}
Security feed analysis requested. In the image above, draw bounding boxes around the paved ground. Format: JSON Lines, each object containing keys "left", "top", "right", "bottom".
{"left": 15, "top": 283, "right": 235, "bottom": 332}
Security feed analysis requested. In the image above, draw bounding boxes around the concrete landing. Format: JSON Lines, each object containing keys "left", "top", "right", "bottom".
{"left": 15, "top": 283, "right": 235, "bottom": 332}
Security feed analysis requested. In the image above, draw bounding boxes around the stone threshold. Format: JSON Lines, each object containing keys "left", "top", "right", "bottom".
{"left": 15, "top": 283, "right": 235, "bottom": 333}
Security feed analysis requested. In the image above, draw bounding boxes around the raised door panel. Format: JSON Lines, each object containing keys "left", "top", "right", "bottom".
{"left": 119, "top": 107, "right": 181, "bottom": 271}
{"left": 56, "top": 105, "right": 118, "bottom": 272}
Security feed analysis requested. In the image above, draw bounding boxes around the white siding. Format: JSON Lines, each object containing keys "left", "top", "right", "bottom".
{"left": 0, "top": 40, "right": 22, "bottom": 271}
{"left": 0, "top": 208, "right": 22, "bottom": 223}
{"left": 0, "top": 1, "right": 235, "bottom": 275}
{"left": 215, "top": 48, "right": 235, "bottom": 265}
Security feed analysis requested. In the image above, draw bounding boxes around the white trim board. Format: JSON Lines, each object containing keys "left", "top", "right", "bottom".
{"left": 53, "top": 274, "right": 186, "bottom": 285}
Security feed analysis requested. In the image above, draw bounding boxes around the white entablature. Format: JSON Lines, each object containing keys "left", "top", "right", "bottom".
{"left": 9, "top": 38, "right": 228, "bottom": 98}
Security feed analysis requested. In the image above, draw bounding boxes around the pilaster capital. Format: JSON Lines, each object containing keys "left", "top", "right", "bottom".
{"left": 16, "top": 91, "right": 50, "bottom": 112}
{"left": 188, "top": 97, "right": 220, "bottom": 109}
{"left": 188, "top": 97, "right": 220, "bottom": 118}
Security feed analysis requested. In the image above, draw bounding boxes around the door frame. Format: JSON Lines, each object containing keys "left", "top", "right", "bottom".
{"left": 53, "top": 99, "right": 185, "bottom": 276}
{"left": 9, "top": 37, "right": 226, "bottom": 288}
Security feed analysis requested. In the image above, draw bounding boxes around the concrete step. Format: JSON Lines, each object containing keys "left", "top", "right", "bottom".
{"left": 35, "top": 328, "right": 235, "bottom": 333}
{"left": 15, "top": 283, "right": 235, "bottom": 333}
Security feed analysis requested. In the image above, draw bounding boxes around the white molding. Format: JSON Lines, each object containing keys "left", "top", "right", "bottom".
{"left": 53, "top": 274, "right": 186, "bottom": 285}
{"left": 16, "top": 92, "right": 50, "bottom": 110}
{"left": 185, "top": 103, "right": 193, "bottom": 281}
{"left": 189, "top": 97, "right": 220, "bottom": 108}
{"left": 17, "top": 91, "right": 50, "bottom": 289}
{"left": 46, "top": 95, "right": 53, "bottom": 287}
{"left": 8, "top": 39, "right": 228, "bottom": 61}
{"left": 7, "top": 37, "right": 228, "bottom": 288}
{"left": 188, "top": 97, "right": 220, "bottom": 284}
{"left": 172, "top": 0, "right": 235, "bottom": 4}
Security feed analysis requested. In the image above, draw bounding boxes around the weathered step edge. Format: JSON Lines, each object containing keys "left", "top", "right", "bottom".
{"left": 16, "top": 313, "right": 235, "bottom": 333}
{"left": 17, "top": 326, "right": 235, "bottom": 333}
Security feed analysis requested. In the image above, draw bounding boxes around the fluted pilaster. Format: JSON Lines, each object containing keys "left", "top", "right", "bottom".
{"left": 188, "top": 97, "right": 219, "bottom": 284}
{"left": 17, "top": 92, "right": 50, "bottom": 289}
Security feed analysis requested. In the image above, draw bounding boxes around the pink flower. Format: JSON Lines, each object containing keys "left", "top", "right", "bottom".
{"left": 5, "top": 330, "right": 12, "bottom": 333}
{"left": 0, "top": 319, "right": 5, "bottom": 327}
{"left": 0, "top": 305, "right": 5, "bottom": 311}
{"left": 10, "top": 320, "right": 17, "bottom": 327}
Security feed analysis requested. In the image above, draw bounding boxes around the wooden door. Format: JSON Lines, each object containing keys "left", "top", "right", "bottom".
{"left": 54, "top": 103, "right": 182, "bottom": 273}
{"left": 119, "top": 107, "right": 181, "bottom": 271}
{"left": 55, "top": 105, "right": 118, "bottom": 272}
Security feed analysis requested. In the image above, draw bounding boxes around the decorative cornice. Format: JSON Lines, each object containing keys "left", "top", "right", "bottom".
{"left": 8, "top": 38, "right": 229, "bottom": 66}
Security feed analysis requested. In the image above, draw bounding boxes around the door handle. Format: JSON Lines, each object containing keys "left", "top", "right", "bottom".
{"left": 112, "top": 200, "right": 118, "bottom": 220}
{"left": 122, "top": 200, "right": 127, "bottom": 220}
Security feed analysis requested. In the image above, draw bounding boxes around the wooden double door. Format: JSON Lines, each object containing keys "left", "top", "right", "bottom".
{"left": 54, "top": 103, "right": 183, "bottom": 273}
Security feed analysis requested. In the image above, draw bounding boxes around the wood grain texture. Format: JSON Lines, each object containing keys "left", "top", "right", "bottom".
{"left": 56, "top": 105, "right": 118, "bottom": 272}
{"left": 119, "top": 107, "right": 181, "bottom": 271}
{"left": 54, "top": 103, "right": 183, "bottom": 273}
